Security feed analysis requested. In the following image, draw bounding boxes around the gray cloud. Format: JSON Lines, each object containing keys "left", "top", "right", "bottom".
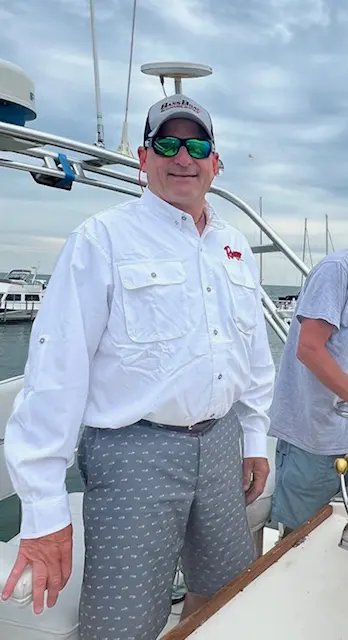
{"left": 0, "top": 0, "right": 347, "bottom": 284}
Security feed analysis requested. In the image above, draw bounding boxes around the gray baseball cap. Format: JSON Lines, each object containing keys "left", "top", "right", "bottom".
{"left": 143, "top": 93, "right": 215, "bottom": 145}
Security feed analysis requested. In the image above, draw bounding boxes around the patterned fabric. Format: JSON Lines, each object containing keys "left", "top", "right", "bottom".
{"left": 77, "top": 412, "right": 255, "bottom": 639}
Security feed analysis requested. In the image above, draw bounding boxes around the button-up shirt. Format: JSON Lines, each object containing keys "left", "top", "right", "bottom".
{"left": 5, "top": 188, "right": 275, "bottom": 538}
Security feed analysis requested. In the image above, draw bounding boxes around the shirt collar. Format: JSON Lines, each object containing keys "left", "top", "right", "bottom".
{"left": 204, "top": 200, "right": 228, "bottom": 231}
{"left": 140, "top": 187, "right": 228, "bottom": 231}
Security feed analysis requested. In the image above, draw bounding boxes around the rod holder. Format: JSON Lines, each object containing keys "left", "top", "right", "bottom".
{"left": 335, "top": 456, "right": 348, "bottom": 550}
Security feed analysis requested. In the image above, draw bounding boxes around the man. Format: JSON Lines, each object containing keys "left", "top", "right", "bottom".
{"left": 2, "top": 93, "right": 275, "bottom": 639}
{"left": 269, "top": 251, "right": 348, "bottom": 535}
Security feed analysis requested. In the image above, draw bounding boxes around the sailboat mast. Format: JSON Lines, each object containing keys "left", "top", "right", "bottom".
{"left": 259, "top": 196, "right": 263, "bottom": 283}
{"left": 325, "top": 214, "right": 329, "bottom": 255}
{"left": 301, "top": 218, "right": 307, "bottom": 287}
{"left": 89, "top": 0, "right": 105, "bottom": 147}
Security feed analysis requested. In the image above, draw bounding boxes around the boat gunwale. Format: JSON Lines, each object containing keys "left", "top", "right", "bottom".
{"left": 161, "top": 504, "right": 333, "bottom": 640}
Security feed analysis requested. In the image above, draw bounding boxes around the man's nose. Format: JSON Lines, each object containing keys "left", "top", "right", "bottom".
{"left": 173, "top": 145, "right": 193, "bottom": 166}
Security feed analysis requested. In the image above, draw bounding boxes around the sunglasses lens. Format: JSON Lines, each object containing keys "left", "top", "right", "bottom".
{"left": 152, "top": 137, "right": 212, "bottom": 159}
{"left": 153, "top": 137, "right": 180, "bottom": 157}
{"left": 186, "top": 139, "right": 212, "bottom": 159}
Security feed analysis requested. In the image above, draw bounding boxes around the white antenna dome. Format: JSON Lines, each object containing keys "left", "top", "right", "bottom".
{"left": 0, "top": 59, "right": 37, "bottom": 124}
{"left": 0, "top": 59, "right": 38, "bottom": 151}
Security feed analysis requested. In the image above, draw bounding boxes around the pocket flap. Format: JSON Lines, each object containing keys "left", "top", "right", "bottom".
{"left": 118, "top": 261, "right": 186, "bottom": 290}
{"left": 224, "top": 261, "right": 256, "bottom": 290}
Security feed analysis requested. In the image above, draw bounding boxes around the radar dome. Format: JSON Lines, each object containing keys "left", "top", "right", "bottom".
{"left": 0, "top": 59, "right": 37, "bottom": 126}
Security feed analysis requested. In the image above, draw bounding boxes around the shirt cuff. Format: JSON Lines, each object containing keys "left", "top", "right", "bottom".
{"left": 243, "top": 431, "right": 268, "bottom": 459}
{"left": 20, "top": 493, "right": 72, "bottom": 539}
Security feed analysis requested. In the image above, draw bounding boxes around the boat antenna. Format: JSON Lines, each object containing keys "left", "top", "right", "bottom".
{"left": 89, "top": 0, "right": 105, "bottom": 147}
{"left": 117, "top": 0, "right": 137, "bottom": 157}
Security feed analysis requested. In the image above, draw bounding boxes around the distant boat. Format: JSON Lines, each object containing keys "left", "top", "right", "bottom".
{"left": 0, "top": 267, "right": 46, "bottom": 323}
{"left": 274, "top": 293, "right": 299, "bottom": 325}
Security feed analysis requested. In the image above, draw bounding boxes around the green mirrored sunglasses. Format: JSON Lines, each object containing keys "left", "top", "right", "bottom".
{"left": 147, "top": 136, "right": 213, "bottom": 159}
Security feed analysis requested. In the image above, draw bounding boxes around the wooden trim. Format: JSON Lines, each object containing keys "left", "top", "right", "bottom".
{"left": 162, "top": 504, "right": 333, "bottom": 640}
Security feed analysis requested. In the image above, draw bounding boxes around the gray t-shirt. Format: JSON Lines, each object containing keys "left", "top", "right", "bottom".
{"left": 269, "top": 251, "right": 348, "bottom": 455}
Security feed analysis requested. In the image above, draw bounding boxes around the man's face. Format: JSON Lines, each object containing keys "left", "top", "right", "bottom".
{"left": 138, "top": 118, "right": 219, "bottom": 209}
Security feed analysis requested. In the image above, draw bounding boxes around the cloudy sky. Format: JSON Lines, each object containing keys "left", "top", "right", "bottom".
{"left": 0, "top": 0, "right": 347, "bottom": 285}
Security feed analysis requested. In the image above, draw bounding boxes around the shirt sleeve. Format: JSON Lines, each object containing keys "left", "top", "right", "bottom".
{"left": 233, "top": 249, "right": 275, "bottom": 458}
{"left": 4, "top": 226, "right": 113, "bottom": 539}
{"left": 296, "top": 259, "right": 348, "bottom": 330}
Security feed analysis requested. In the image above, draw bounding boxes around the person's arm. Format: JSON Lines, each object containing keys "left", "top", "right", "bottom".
{"left": 234, "top": 308, "right": 275, "bottom": 458}
{"left": 297, "top": 318, "right": 348, "bottom": 401}
{"left": 233, "top": 258, "right": 275, "bottom": 459}
{"left": 4, "top": 224, "right": 113, "bottom": 540}
{"left": 295, "top": 259, "right": 348, "bottom": 399}
{"left": 233, "top": 253, "right": 275, "bottom": 503}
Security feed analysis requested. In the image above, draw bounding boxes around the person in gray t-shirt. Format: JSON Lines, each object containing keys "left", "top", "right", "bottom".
{"left": 269, "top": 250, "right": 348, "bottom": 533}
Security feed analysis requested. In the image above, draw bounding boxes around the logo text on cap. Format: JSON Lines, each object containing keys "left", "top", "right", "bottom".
{"left": 160, "top": 98, "right": 200, "bottom": 114}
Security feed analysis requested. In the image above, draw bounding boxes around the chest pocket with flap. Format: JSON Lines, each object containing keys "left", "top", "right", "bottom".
{"left": 118, "top": 261, "right": 189, "bottom": 342}
{"left": 224, "top": 260, "right": 257, "bottom": 334}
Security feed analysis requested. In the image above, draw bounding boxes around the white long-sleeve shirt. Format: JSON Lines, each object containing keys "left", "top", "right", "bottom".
{"left": 4, "top": 188, "right": 275, "bottom": 538}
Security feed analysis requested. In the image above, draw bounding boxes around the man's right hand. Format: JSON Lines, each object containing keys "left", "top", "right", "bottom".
{"left": 1, "top": 524, "right": 73, "bottom": 614}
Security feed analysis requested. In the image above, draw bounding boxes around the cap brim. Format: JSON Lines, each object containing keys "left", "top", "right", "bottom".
{"left": 148, "top": 111, "right": 213, "bottom": 141}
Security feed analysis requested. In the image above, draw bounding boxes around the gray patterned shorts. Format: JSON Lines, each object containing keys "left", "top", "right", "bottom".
{"left": 77, "top": 411, "right": 255, "bottom": 640}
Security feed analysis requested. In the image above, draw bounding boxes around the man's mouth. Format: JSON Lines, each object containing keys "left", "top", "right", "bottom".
{"left": 168, "top": 174, "right": 197, "bottom": 178}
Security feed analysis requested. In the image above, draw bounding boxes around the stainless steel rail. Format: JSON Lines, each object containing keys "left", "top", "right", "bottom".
{"left": 0, "top": 120, "right": 311, "bottom": 344}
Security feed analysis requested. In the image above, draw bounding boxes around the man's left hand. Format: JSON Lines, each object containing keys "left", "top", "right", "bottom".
{"left": 243, "top": 457, "right": 270, "bottom": 505}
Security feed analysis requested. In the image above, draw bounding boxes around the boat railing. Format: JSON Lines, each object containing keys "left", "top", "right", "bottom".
{"left": 0, "top": 119, "right": 310, "bottom": 344}
{"left": 0, "top": 375, "right": 24, "bottom": 499}
{"left": 0, "top": 299, "right": 37, "bottom": 322}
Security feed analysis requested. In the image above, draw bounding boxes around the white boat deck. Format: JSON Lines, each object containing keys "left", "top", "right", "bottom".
{"left": 159, "top": 526, "right": 279, "bottom": 637}
{"left": 173, "top": 504, "right": 348, "bottom": 640}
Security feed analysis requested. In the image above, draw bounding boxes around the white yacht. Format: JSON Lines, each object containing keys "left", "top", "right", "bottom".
{"left": 0, "top": 268, "right": 46, "bottom": 323}
{"left": 274, "top": 293, "right": 298, "bottom": 325}
{"left": 0, "top": 4, "right": 347, "bottom": 638}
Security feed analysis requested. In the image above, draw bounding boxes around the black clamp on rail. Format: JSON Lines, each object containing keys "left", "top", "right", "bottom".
{"left": 30, "top": 153, "right": 76, "bottom": 190}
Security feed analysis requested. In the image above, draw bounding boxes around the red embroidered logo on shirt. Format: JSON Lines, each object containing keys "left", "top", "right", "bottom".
{"left": 224, "top": 246, "right": 242, "bottom": 260}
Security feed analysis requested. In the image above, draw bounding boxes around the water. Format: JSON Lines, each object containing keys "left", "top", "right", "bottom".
{"left": 0, "top": 323, "right": 32, "bottom": 380}
{"left": 0, "top": 279, "right": 297, "bottom": 382}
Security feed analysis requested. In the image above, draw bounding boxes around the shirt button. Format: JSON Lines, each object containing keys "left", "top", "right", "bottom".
{"left": 39, "top": 337, "right": 45, "bottom": 344}
{"left": 213, "top": 329, "right": 218, "bottom": 335}
{"left": 151, "top": 272, "right": 157, "bottom": 278}
{"left": 218, "top": 374, "right": 223, "bottom": 380}
{"left": 210, "top": 413, "right": 215, "bottom": 418}
{"left": 182, "top": 215, "right": 187, "bottom": 221}
{"left": 207, "top": 287, "right": 212, "bottom": 292}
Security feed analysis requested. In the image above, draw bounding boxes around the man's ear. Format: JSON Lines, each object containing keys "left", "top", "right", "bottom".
{"left": 138, "top": 146, "right": 147, "bottom": 172}
{"left": 212, "top": 152, "right": 220, "bottom": 176}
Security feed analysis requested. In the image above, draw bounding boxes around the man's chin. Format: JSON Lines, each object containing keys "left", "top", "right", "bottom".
{"left": 167, "top": 185, "right": 199, "bottom": 199}
{"left": 169, "top": 192, "right": 197, "bottom": 206}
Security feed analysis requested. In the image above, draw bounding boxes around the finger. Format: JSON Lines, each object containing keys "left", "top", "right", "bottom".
{"left": 1, "top": 554, "right": 29, "bottom": 600}
{"left": 32, "top": 561, "right": 48, "bottom": 615}
{"left": 60, "top": 542, "right": 73, "bottom": 589}
{"left": 245, "top": 476, "right": 267, "bottom": 505}
{"left": 243, "top": 460, "right": 252, "bottom": 491}
{"left": 46, "top": 561, "right": 62, "bottom": 608}
{"left": 245, "top": 484, "right": 260, "bottom": 505}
